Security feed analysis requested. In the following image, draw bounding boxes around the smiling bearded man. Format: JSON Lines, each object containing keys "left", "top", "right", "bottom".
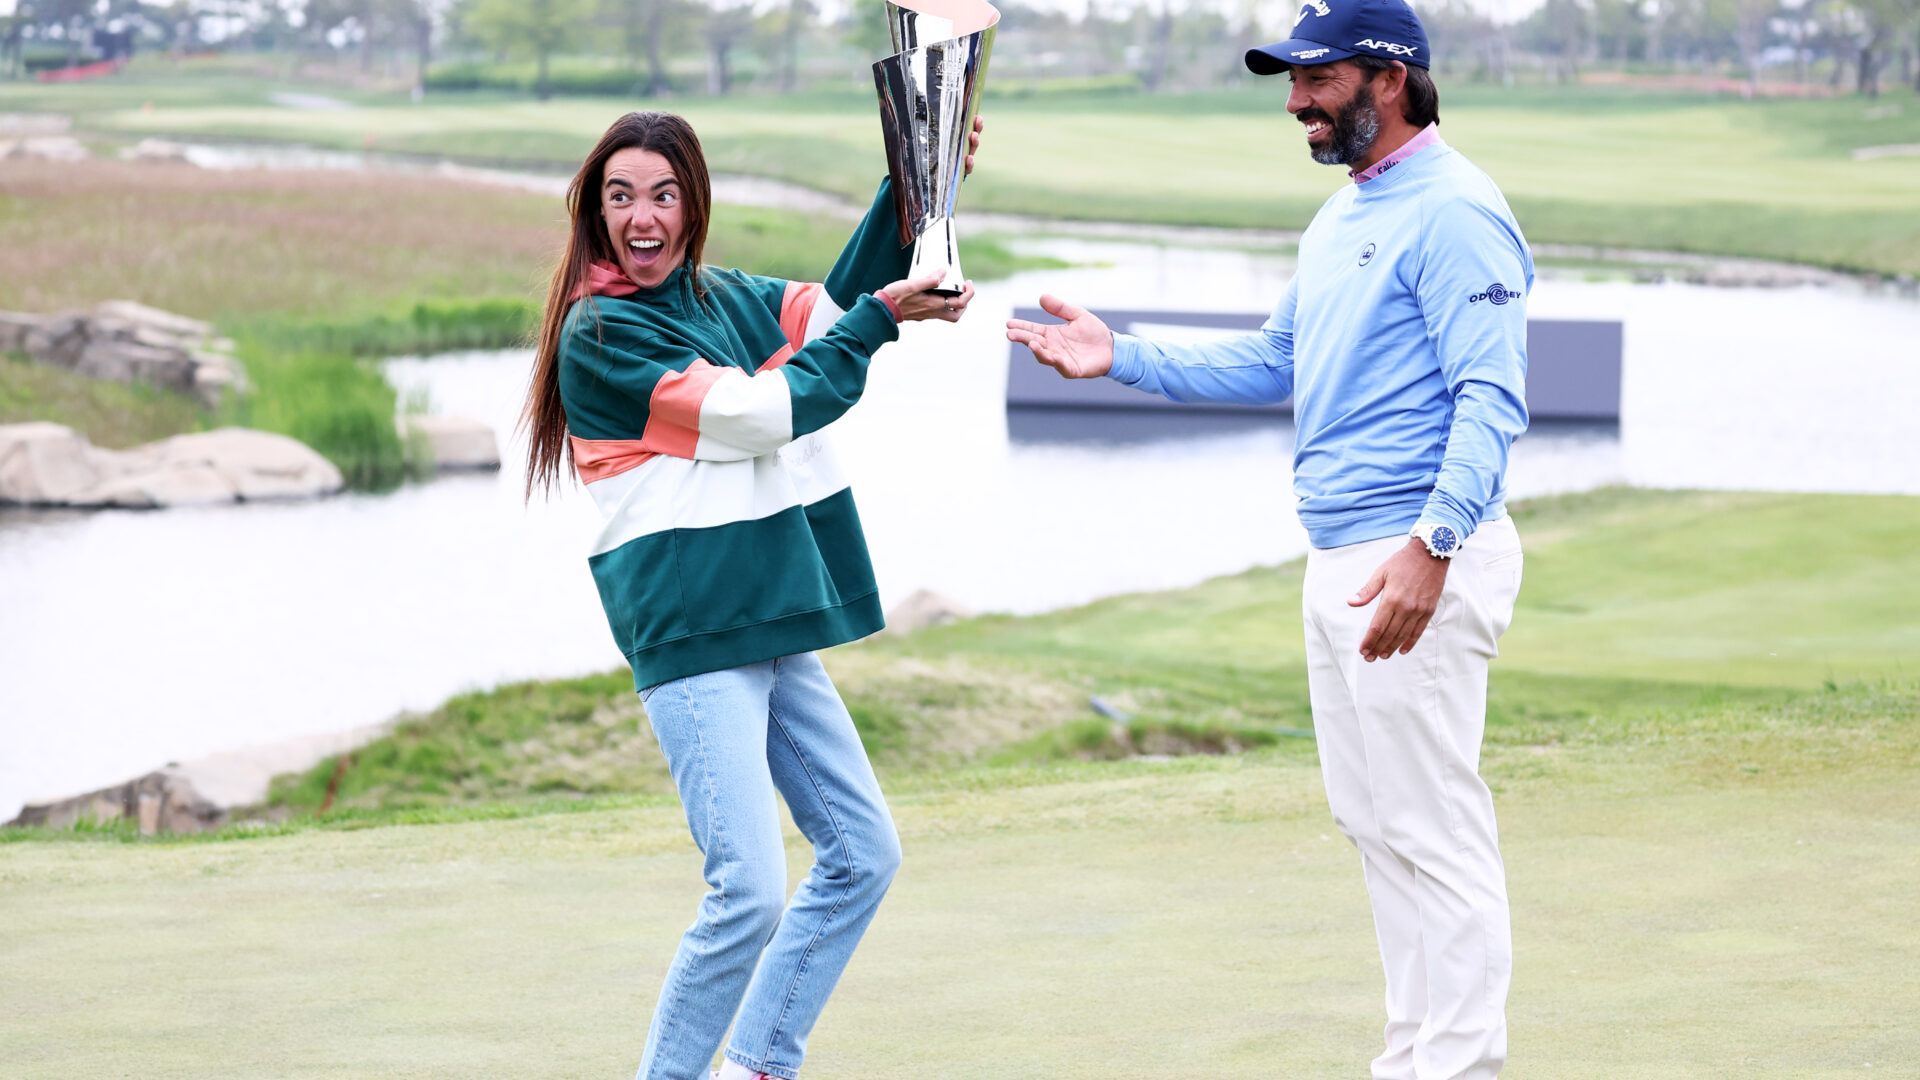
{"left": 1005, "top": 2, "right": 1533, "bottom": 1078}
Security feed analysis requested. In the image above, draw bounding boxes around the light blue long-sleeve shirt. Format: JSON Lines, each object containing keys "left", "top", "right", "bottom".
{"left": 1107, "top": 132, "right": 1532, "bottom": 550}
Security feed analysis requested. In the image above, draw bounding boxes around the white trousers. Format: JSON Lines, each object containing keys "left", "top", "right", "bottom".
{"left": 1302, "top": 516, "right": 1524, "bottom": 1080}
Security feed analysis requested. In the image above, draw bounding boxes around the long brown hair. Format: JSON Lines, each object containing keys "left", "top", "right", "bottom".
{"left": 521, "top": 110, "right": 713, "bottom": 499}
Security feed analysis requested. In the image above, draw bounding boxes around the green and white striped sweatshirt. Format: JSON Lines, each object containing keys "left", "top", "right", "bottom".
{"left": 559, "top": 179, "right": 912, "bottom": 689}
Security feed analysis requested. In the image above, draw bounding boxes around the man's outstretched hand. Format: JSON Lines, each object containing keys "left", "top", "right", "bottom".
{"left": 1005, "top": 294, "right": 1114, "bottom": 379}
{"left": 1349, "top": 539, "right": 1450, "bottom": 662}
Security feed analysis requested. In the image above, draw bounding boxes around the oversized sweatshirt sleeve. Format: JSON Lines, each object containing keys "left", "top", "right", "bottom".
{"left": 1105, "top": 277, "right": 1297, "bottom": 405}
{"left": 731, "top": 178, "right": 913, "bottom": 375}
{"left": 823, "top": 178, "right": 913, "bottom": 310}
{"left": 1414, "top": 195, "right": 1532, "bottom": 540}
{"left": 561, "top": 295, "right": 900, "bottom": 461}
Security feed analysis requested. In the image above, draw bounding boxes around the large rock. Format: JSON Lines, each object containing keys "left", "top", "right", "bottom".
{"left": 130, "top": 428, "right": 346, "bottom": 503}
{"left": 0, "top": 423, "right": 343, "bottom": 508}
{"left": 93, "top": 299, "right": 213, "bottom": 340}
{"left": 398, "top": 414, "right": 501, "bottom": 471}
{"left": 7, "top": 770, "right": 223, "bottom": 834}
{"left": 0, "top": 422, "right": 114, "bottom": 503}
{"left": 3, "top": 301, "right": 246, "bottom": 408}
{"left": 74, "top": 336, "right": 188, "bottom": 386}
{"left": 188, "top": 350, "right": 246, "bottom": 401}
{"left": 20, "top": 312, "right": 88, "bottom": 368}
{"left": 0, "top": 310, "right": 42, "bottom": 354}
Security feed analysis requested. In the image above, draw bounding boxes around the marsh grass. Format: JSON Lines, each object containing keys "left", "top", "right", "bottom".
{"left": 0, "top": 161, "right": 564, "bottom": 321}
{"left": 208, "top": 298, "right": 539, "bottom": 487}
{"left": 235, "top": 298, "right": 540, "bottom": 358}
{"left": 223, "top": 338, "right": 411, "bottom": 488}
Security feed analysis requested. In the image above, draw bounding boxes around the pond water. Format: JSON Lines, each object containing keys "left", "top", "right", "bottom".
{"left": 2, "top": 238, "right": 1915, "bottom": 820}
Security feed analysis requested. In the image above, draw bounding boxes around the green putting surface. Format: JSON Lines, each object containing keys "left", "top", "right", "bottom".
{"left": 4, "top": 724, "right": 1915, "bottom": 1078}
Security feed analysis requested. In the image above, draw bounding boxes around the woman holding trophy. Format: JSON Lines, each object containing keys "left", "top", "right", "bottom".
{"left": 518, "top": 6, "right": 989, "bottom": 1067}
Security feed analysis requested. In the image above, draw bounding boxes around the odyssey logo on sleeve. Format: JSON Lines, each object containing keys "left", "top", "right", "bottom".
{"left": 1469, "top": 283, "right": 1517, "bottom": 305}
{"left": 1355, "top": 38, "right": 1418, "bottom": 55}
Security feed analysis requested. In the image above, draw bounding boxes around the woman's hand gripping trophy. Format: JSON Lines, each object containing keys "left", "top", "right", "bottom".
{"left": 880, "top": 116, "right": 986, "bottom": 324}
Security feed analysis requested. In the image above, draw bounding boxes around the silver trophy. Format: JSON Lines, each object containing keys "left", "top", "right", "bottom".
{"left": 873, "top": 0, "right": 999, "bottom": 296}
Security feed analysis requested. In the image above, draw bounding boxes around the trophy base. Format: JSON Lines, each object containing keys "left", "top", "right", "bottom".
{"left": 910, "top": 218, "right": 965, "bottom": 297}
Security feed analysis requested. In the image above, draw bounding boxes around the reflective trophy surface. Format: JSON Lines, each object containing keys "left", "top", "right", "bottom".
{"left": 872, "top": 0, "right": 999, "bottom": 296}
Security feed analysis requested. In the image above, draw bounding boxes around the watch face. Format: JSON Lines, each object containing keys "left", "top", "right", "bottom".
{"left": 1431, "top": 526, "right": 1458, "bottom": 554}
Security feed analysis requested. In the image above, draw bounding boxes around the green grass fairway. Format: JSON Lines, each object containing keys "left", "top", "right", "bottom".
{"left": 5, "top": 490, "right": 1918, "bottom": 1076}
{"left": 4, "top": 691, "right": 1916, "bottom": 1079}
{"left": 15, "top": 61, "right": 1920, "bottom": 274}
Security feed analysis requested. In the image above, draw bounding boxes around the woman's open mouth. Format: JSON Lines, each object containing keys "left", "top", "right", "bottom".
{"left": 627, "top": 238, "right": 666, "bottom": 266}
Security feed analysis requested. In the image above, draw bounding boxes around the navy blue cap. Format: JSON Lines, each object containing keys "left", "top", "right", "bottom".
{"left": 1246, "top": 0, "right": 1431, "bottom": 73}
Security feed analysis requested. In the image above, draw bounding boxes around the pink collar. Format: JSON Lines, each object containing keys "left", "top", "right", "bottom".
{"left": 570, "top": 260, "right": 641, "bottom": 302}
{"left": 1351, "top": 124, "right": 1442, "bottom": 185}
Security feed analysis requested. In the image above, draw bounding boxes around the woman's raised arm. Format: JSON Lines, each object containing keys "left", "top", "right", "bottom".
{"left": 563, "top": 293, "right": 903, "bottom": 462}
{"left": 821, "top": 178, "right": 915, "bottom": 311}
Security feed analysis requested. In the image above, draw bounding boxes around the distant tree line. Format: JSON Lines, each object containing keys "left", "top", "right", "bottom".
{"left": 1489, "top": 0, "right": 1920, "bottom": 94}
{"left": 1, "top": 0, "right": 1914, "bottom": 96}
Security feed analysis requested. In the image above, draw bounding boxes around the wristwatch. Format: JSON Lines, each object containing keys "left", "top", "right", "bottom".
{"left": 1411, "top": 522, "right": 1460, "bottom": 559}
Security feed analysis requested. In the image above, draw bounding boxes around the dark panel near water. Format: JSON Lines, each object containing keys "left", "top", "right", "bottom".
{"left": 1521, "top": 319, "right": 1623, "bottom": 420}
{"left": 1006, "top": 308, "right": 1622, "bottom": 421}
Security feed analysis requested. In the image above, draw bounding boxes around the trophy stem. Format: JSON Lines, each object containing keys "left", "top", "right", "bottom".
{"left": 910, "top": 217, "right": 965, "bottom": 297}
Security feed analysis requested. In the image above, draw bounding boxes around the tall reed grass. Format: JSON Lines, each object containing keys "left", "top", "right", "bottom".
{"left": 235, "top": 298, "right": 539, "bottom": 359}
{"left": 227, "top": 299, "right": 539, "bottom": 488}
{"left": 227, "top": 343, "right": 406, "bottom": 489}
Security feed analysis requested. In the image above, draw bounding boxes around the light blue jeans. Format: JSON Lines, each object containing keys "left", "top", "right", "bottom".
{"left": 635, "top": 653, "right": 901, "bottom": 1080}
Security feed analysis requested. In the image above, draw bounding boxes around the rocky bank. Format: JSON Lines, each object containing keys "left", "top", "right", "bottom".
{"left": 0, "top": 300, "right": 247, "bottom": 409}
{"left": 0, "top": 422, "right": 344, "bottom": 508}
